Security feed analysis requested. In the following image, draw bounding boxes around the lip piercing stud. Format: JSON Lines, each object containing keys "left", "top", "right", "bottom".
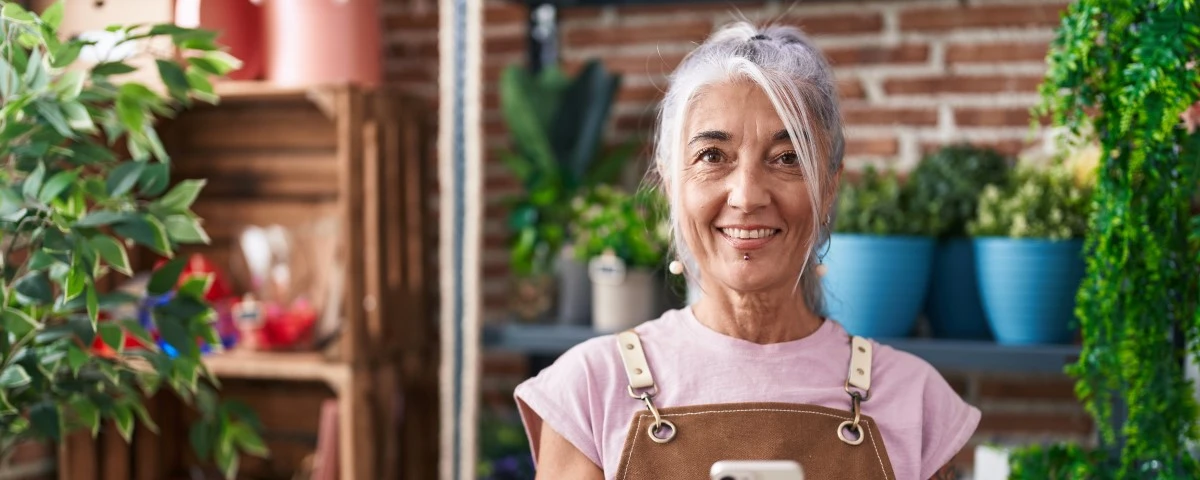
{"left": 743, "top": 253, "right": 750, "bottom": 261}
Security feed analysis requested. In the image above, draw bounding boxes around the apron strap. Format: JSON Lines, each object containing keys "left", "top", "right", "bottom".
{"left": 617, "top": 330, "right": 657, "bottom": 393}
{"left": 847, "top": 335, "right": 873, "bottom": 393}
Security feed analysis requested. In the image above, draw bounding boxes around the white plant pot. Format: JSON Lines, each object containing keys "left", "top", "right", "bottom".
{"left": 589, "top": 256, "right": 662, "bottom": 333}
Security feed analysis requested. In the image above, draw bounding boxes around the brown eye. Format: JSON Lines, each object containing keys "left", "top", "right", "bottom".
{"left": 774, "top": 152, "right": 799, "bottom": 166}
{"left": 698, "top": 148, "right": 723, "bottom": 164}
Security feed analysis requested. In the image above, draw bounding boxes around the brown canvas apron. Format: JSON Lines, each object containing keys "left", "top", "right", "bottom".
{"left": 612, "top": 331, "right": 897, "bottom": 480}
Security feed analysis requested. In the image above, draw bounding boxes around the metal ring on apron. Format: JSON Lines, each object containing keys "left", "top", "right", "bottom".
{"left": 647, "top": 419, "right": 677, "bottom": 444}
{"left": 837, "top": 420, "right": 865, "bottom": 446}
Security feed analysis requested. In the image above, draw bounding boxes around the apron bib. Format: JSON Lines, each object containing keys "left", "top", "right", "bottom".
{"left": 611, "top": 331, "right": 897, "bottom": 479}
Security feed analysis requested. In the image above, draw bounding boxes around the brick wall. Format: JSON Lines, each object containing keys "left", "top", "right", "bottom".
{"left": 380, "top": 0, "right": 1091, "bottom": 476}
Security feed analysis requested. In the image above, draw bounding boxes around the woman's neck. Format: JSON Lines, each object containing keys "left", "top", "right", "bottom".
{"left": 691, "top": 286, "right": 824, "bottom": 344}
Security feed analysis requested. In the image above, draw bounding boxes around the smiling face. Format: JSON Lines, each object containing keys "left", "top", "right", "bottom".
{"left": 676, "top": 79, "right": 832, "bottom": 294}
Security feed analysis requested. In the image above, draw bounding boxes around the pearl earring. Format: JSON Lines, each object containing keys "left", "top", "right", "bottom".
{"left": 815, "top": 263, "right": 828, "bottom": 277}
{"left": 668, "top": 260, "right": 684, "bottom": 275}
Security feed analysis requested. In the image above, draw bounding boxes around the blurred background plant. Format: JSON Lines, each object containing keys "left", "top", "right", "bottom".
{"left": 834, "top": 166, "right": 935, "bottom": 236}
{"left": 570, "top": 185, "right": 669, "bottom": 269}
{"left": 0, "top": 1, "right": 263, "bottom": 477}
{"left": 907, "top": 144, "right": 1012, "bottom": 238}
{"left": 475, "top": 411, "right": 534, "bottom": 480}
{"left": 498, "top": 59, "right": 630, "bottom": 278}
{"left": 967, "top": 162, "right": 1092, "bottom": 240}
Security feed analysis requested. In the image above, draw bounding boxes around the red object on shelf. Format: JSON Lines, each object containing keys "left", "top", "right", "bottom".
{"left": 261, "top": 0, "right": 382, "bottom": 87}
{"left": 175, "top": 0, "right": 265, "bottom": 81}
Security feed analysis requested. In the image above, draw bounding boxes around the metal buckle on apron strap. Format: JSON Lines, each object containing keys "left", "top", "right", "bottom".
{"left": 839, "top": 336, "right": 874, "bottom": 446}
{"left": 618, "top": 331, "right": 677, "bottom": 444}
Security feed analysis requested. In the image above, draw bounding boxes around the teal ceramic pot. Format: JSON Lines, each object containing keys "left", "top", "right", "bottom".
{"left": 822, "top": 234, "right": 935, "bottom": 338}
{"left": 974, "top": 237, "right": 1085, "bottom": 345}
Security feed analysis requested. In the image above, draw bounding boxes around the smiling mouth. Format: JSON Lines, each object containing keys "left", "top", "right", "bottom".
{"left": 718, "top": 227, "right": 781, "bottom": 240}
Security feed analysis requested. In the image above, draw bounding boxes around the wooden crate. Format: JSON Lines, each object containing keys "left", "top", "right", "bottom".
{"left": 58, "top": 83, "right": 438, "bottom": 480}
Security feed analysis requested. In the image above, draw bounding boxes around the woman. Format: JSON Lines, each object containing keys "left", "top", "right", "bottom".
{"left": 515, "top": 21, "right": 979, "bottom": 480}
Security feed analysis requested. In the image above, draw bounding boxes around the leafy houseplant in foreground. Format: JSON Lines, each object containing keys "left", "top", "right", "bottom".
{"left": 907, "top": 144, "right": 1011, "bottom": 340}
{"left": 0, "top": 2, "right": 264, "bottom": 476}
{"left": 824, "top": 167, "right": 935, "bottom": 338}
{"left": 1008, "top": 1, "right": 1200, "bottom": 477}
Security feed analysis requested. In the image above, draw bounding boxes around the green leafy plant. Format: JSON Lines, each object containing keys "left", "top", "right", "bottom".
{"left": 906, "top": 143, "right": 1012, "bottom": 238}
{"left": 0, "top": 2, "right": 264, "bottom": 477}
{"left": 1006, "top": 1, "right": 1200, "bottom": 478}
{"left": 834, "top": 166, "right": 933, "bottom": 236}
{"left": 967, "top": 163, "right": 1092, "bottom": 239}
{"left": 499, "top": 59, "right": 632, "bottom": 277}
{"left": 570, "top": 185, "right": 669, "bottom": 270}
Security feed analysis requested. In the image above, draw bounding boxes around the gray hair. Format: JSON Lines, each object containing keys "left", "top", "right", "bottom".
{"left": 650, "top": 21, "right": 844, "bottom": 316}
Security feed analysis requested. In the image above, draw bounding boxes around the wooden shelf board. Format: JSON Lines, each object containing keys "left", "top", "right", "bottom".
{"left": 203, "top": 350, "right": 349, "bottom": 389}
{"left": 212, "top": 81, "right": 315, "bottom": 101}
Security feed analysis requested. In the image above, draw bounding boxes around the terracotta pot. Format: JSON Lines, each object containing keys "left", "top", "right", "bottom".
{"left": 261, "top": 0, "right": 382, "bottom": 87}
{"left": 175, "top": 0, "right": 265, "bottom": 81}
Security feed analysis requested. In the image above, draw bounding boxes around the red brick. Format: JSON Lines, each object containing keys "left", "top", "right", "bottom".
{"left": 945, "top": 42, "right": 1049, "bottom": 64}
{"left": 955, "top": 107, "right": 1041, "bottom": 127}
{"left": 566, "top": 52, "right": 687, "bottom": 78}
{"left": 564, "top": 19, "right": 713, "bottom": 47}
{"left": 825, "top": 44, "right": 928, "bottom": 66}
{"left": 978, "top": 376, "right": 1078, "bottom": 401}
{"left": 614, "top": 112, "right": 658, "bottom": 133}
{"left": 884, "top": 74, "right": 1045, "bottom": 96}
{"left": 388, "top": 65, "right": 436, "bottom": 84}
{"left": 560, "top": 2, "right": 767, "bottom": 23}
{"left": 921, "top": 139, "right": 1035, "bottom": 157}
{"left": 388, "top": 40, "right": 438, "bottom": 59}
{"left": 783, "top": 12, "right": 884, "bottom": 36}
{"left": 838, "top": 77, "right": 865, "bottom": 100}
{"left": 977, "top": 410, "right": 1093, "bottom": 435}
{"left": 485, "top": 3, "right": 528, "bottom": 25}
{"left": 842, "top": 104, "right": 938, "bottom": 126}
{"left": 384, "top": 12, "right": 438, "bottom": 31}
{"left": 616, "top": 84, "right": 667, "bottom": 104}
{"left": 845, "top": 137, "right": 898, "bottom": 156}
{"left": 486, "top": 32, "right": 527, "bottom": 56}
{"left": 10, "top": 441, "right": 52, "bottom": 464}
{"left": 899, "top": 3, "right": 1069, "bottom": 32}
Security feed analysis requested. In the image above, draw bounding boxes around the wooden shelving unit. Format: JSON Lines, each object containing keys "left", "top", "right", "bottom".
{"left": 59, "top": 83, "right": 438, "bottom": 480}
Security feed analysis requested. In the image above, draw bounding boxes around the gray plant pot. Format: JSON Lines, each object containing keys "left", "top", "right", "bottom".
{"left": 589, "top": 256, "right": 663, "bottom": 332}
{"left": 555, "top": 246, "right": 592, "bottom": 326}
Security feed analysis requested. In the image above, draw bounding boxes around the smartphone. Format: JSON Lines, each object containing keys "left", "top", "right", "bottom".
{"left": 710, "top": 460, "right": 805, "bottom": 480}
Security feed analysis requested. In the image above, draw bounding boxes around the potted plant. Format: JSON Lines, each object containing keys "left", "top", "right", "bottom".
{"left": 497, "top": 59, "right": 630, "bottom": 324}
{"left": 824, "top": 166, "right": 937, "bottom": 338}
{"left": 571, "top": 186, "right": 669, "bottom": 332}
{"left": 0, "top": 2, "right": 263, "bottom": 477}
{"left": 967, "top": 158, "right": 1093, "bottom": 345}
{"left": 907, "top": 144, "right": 1012, "bottom": 340}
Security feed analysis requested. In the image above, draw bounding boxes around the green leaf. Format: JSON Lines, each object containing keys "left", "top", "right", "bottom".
{"left": 120, "top": 319, "right": 155, "bottom": 350}
{"left": 112, "top": 215, "right": 170, "bottom": 256}
{"left": 86, "top": 285, "right": 98, "bottom": 327}
{"left": 0, "top": 187, "right": 22, "bottom": 217}
{"left": 55, "top": 69, "right": 86, "bottom": 99}
{"left": 64, "top": 263, "right": 85, "bottom": 301}
{"left": 106, "top": 161, "right": 146, "bottom": 196}
{"left": 13, "top": 272, "right": 53, "bottom": 305}
{"left": 3, "top": 308, "right": 38, "bottom": 338}
{"left": 29, "top": 403, "right": 61, "bottom": 441}
{"left": 22, "top": 162, "right": 45, "bottom": 200}
{"left": 130, "top": 402, "right": 159, "bottom": 434}
{"left": 190, "top": 423, "right": 214, "bottom": 461}
{"left": 230, "top": 422, "right": 269, "bottom": 458}
{"left": 62, "top": 101, "right": 96, "bottom": 132}
{"left": 0, "top": 365, "right": 31, "bottom": 388}
{"left": 35, "top": 102, "right": 73, "bottom": 138}
{"left": 177, "top": 275, "right": 212, "bottom": 300}
{"left": 112, "top": 403, "right": 134, "bottom": 442}
{"left": 156, "top": 180, "right": 206, "bottom": 213}
{"left": 217, "top": 435, "right": 240, "bottom": 480}
{"left": 27, "top": 250, "right": 61, "bottom": 271}
{"left": 185, "top": 69, "right": 214, "bottom": 96}
{"left": 51, "top": 42, "right": 83, "bottom": 69}
{"left": 69, "top": 397, "right": 100, "bottom": 436}
{"left": 148, "top": 257, "right": 186, "bottom": 296}
{"left": 115, "top": 95, "right": 143, "bottom": 134}
{"left": 157, "top": 314, "right": 195, "bottom": 358}
{"left": 39, "top": 170, "right": 77, "bottom": 204}
{"left": 1, "top": 3, "right": 35, "bottom": 23}
{"left": 92, "top": 62, "right": 137, "bottom": 77}
{"left": 156, "top": 60, "right": 190, "bottom": 102}
{"left": 99, "top": 322, "right": 124, "bottom": 353}
{"left": 163, "top": 214, "right": 210, "bottom": 244}
{"left": 66, "top": 343, "right": 88, "bottom": 376}
{"left": 90, "top": 234, "right": 131, "bottom": 276}
{"left": 138, "top": 163, "right": 170, "bottom": 196}
{"left": 0, "top": 58, "right": 17, "bottom": 99}
{"left": 76, "top": 211, "right": 135, "bottom": 228}
{"left": 41, "top": 1, "right": 64, "bottom": 29}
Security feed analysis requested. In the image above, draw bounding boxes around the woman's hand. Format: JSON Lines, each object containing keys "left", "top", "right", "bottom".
{"left": 535, "top": 422, "right": 604, "bottom": 480}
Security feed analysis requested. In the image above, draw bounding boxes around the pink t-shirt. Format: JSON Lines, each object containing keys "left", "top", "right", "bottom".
{"left": 514, "top": 307, "right": 980, "bottom": 480}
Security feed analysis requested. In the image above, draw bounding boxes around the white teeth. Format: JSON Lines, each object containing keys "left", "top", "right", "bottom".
{"left": 721, "top": 228, "right": 776, "bottom": 239}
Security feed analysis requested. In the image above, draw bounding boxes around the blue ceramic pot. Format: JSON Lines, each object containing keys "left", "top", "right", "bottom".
{"left": 822, "top": 234, "right": 935, "bottom": 338}
{"left": 924, "top": 238, "right": 991, "bottom": 340}
{"left": 974, "top": 237, "right": 1085, "bottom": 345}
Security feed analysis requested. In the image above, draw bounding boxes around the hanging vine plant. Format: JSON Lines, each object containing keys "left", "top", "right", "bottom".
{"left": 1010, "top": 1, "right": 1200, "bottom": 478}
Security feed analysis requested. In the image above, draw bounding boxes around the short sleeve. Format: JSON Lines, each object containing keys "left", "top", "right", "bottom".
{"left": 918, "top": 370, "right": 981, "bottom": 478}
{"left": 513, "top": 341, "right": 606, "bottom": 468}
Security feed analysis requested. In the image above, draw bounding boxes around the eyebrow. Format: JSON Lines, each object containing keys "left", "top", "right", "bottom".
{"left": 687, "top": 129, "right": 791, "bottom": 146}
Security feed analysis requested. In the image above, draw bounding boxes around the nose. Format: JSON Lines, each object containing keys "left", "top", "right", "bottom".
{"left": 726, "top": 162, "right": 769, "bottom": 212}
